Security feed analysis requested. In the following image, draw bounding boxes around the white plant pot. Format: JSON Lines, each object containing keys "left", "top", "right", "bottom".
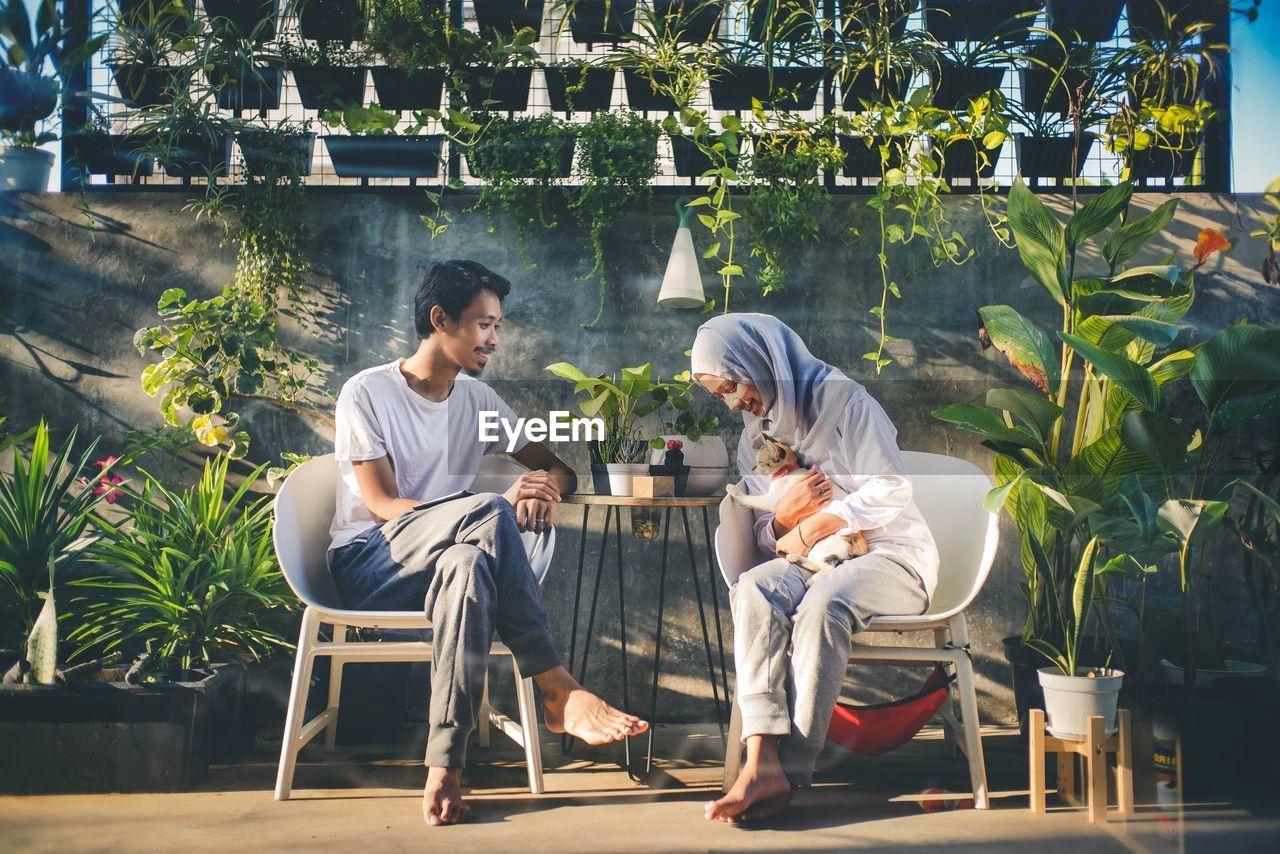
{"left": 0, "top": 146, "right": 54, "bottom": 192}
{"left": 1037, "top": 666, "right": 1124, "bottom": 740}
{"left": 605, "top": 463, "right": 649, "bottom": 496}
{"left": 649, "top": 435, "right": 728, "bottom": 495}
{"left": 1158, "top": 658, "right": 1265, "bottom": 688}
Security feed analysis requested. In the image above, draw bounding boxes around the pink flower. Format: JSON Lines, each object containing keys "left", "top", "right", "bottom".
{"left": 666, "top": 439, "right": 684, "bottom": 450}
{"left": 94, "top": 456, "right": 118, "bottom": 470}
{"left": 93, "top": 473, "right": 124, "bottom": 504}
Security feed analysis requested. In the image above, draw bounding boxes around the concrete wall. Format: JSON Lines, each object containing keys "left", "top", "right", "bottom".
{"left": 2, "top": 188, "right": 1276, "bottom": 725}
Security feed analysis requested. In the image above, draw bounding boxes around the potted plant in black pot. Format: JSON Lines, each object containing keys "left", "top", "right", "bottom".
{"left": 105, "top": 0, "right": 198, "bottom": 108}
{"left": 64, "top": 110, "right": 155, "bottom": 179}
{"left": 202, "top": 0, "right": 279, "bottom": 39}
{"left": 365, "top": 0, "right": 448, "bottom": 112}
{"left": 708, "top": 41, "right": 825, "bottom": 111}
{"left": 1044, "top": 0, "right": 1125, "bottom": 42}
{"left": 454, "top": 24, "right": 540, "bottom": 112}
{"left": 831, "top": 6, "right": 934, "bottom": 111}
{"left": 929, "top": 37, "right": 1012, "bottom": 111}
{"left": 206, "top": 29, "right": 286, "bottom": 112}
{"left": 747, "top": 0, "right": 817, "bottom": 44}
{"left": 474, "top": 0, "right": 546, "bottom": 34}
{"left": 236, "top": 117, "right": 315, "bottom": 177}
{"left": 543, "top": 58, "right": 616, "bottom": 112}
{"left": 289, "top": 0, "right": 367, "bottom": 42}
{"left": 320, "top": 101, "right": 443, "bottom": 178}
{"left": 279, "top": 33, "right": 369, "bottom": 111}
{"left": 1104, "top": 97, "right": 1213, "bottom": 183}
{"left": 608, "top": 13, "right": 711, "bottom": 114}
{"left": 655, "top": 0, "right": 725, "bottom": 43}
{"left": 922, "top": 0, "right": 1037, "bottom": 42}
{"left": 553, "top": 0, "right": 638, "bottom": 44}
{"left": 131, "top": 94, "right": 237, "bottom": 179}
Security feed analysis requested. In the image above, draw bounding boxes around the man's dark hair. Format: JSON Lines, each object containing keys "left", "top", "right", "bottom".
{"left": 414, "top": 260, "right": 511, "bottom": 338}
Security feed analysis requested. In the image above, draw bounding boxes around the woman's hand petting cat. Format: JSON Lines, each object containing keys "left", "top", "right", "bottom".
{"left": 772, "top": 468, "right": 834, "bottom": 533}
{"left": 776, "top": 512, "right": 847, "bottom": 558}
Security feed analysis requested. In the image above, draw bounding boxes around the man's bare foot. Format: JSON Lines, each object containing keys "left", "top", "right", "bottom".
{"left": 536, "top": 666, "right": 648, "bottom": 744}
{"left": 705, "top": 737, "right": 793, "bottom": 823}
{"left": 423, "top": 767, "right": 471, "bottom": 826}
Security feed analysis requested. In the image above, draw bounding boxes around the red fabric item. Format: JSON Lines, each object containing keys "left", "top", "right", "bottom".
{"left": 826, "top": 667, "right": 953, "bottom": 756}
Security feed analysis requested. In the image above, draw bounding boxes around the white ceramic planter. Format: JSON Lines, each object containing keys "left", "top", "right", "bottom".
{"left": 605, "top": 463, "right": 649, "bottom": 496}
{"left": 649, "top": 435, "right": 728, "bottom": 495}
{"left": 0, "top": 147, "right": 54, "bottom": 192}
{"left": 1037, "top": 666, "right": 1124, "bottom": 740}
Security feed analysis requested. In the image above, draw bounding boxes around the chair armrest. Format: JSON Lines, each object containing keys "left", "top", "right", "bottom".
{"left": 714, "top": 494, "right": 767, "bottom": 588}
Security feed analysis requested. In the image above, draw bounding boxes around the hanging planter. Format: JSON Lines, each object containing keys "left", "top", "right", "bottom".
{"left": 1020, "top": 65, "right": 1094, "bottom": 115}
{"left": 298, "top": 0, "right": 366, "bottom": 41}
{"left": 109, "top": 64, "right": 191, "bottom": 108}
{"left": 237, "top": 130, "right": 316, "bottom": 177}
{"left": 474, "top": 0, "right": 546, "bottom": 33}
{"left": 543, "top": 64, "right": 615, "bottom": 111}
{"left": 161, "top": 133, "right": 231, "bottom": 178}
{"left": 1129, "top": 144, "right": 1199, "bottom": 181}
{"left": 622, "top": 68, "right": 682, "bottom": 112}
{"left": 0, "top": 147, "right": 55, "bottom": 192}
{"left": 118, "top": 0, "right": 196, "bottom": 35}
{"left": 838, "top": 0, "right": 916, "bottom": 38}
{"left": 748, "top": 0, "right": 816, "bottom": 43}
{"left": 64, "top": 133, "right": 154, "bottom": 178}
{"left": 838, "top": 135, "right": 901, "bottom": 178}
{"left": 466, "top": 118, "right": 576, "bottom": 179}
{"left": 839, "top": 67, "right": 911, "bottom": 110}
{"left": 654, "top": 0, "right": 725, "bottom": 42}
{"left": 567, "top": 0, "right": 637, "bottom": 43}
{"left": 938, "top": 136, "right": 1003, "bottom": 180}
{"left": 1045, "top": 0, "right": 1124, "bottom": 41}
{"left": 670, "top": 133, "right": 739, "bottom": 177}
{"left": 459, "top": 67, "right": 534, "bottom": 111}
{"left": 213, "top": 64, "right": 283, "bottom": 111}
{"left": 291, "top": 66, "right": 367, "bottom": 111}
{"left": 930, "top": 63, "right": 1004, "bottom": 110}
{"left": 709, "top": 65, "right": 824, "bottom": 111}
{"left": 923, "top": 0, "right": 1038, "bottom": 42}
{"left": 1015, "top": 132, "right": 1094, "bottom": 181}
{"left": 370, "top": 67, "right": 445, "bottom": 111}
{"left": 324, "top": 135, "right": 443, "bottom": 178}
{"left": 1126, "top": 0, "right": 1216, "bottom": 37}
{"left": 201, "top": 0, "right": 278, "bottom": 38}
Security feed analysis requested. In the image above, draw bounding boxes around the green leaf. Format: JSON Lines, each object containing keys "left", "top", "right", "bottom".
{"left": 932, "top": 404, "right": 1043, "bottom": 450}
{"left": 1158, "top": 499, "right": 1230, "bottom": 548}
{"left": 986, "top": 387, "right": 1063, "bottom": 444}
{"left": 1103, "top": 199, "right": 1178, "bottom": 269}
{"left": 979, "top": 305, "right": 1060, "bottom": 395}
{"left": 1189, "top": 324, "right": 1280, "bottom": 420}
{"left": 1060, "top": 332, "right": 1162, "bottom": 411}
{"left": 1065, "top": 181, "right": 1132, "bottom": 253}
{"left": 1120, "top": 410, "right": 1186, "bottom": 471}
{"left": 157, "top": 288, "right": 187, "bottom": 309}
{"left": 1007, "top": 178, "right": 1067, "bottom": 306}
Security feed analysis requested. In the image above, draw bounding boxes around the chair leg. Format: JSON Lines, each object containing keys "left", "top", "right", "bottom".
{"left": 953, "top": 648, "right": 990, "bottom": 809}
{"left": 935, "top": 627, "right": 960, "bottom": 757}
{"left": 478, "top": 670, "right": 491, "bottom": 748}
{"left": 722, "top": 696, "right": 744, "bottom": 793}
{"left": 324, "top": 624, "right": 346, "bottom": 752}
{"left": 513, "top": 661, "right": 544, "bottom": 795}
{"left": 275, "top": 607, "right": 321, "bottom": 801}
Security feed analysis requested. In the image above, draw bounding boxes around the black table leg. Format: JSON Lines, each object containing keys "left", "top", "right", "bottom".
{"left": 614, "top": 505, "right": 632, "bottom": 773}
{"left": 681, "top": 507, "right": 726, "bottom": 742}
{"left": 701, "top": 506, "right": 732, "bottom": 731}
{"left": 564, "top": 504, "right": 612, "bottom": 753}
{"left": 561, "top": 504, "right": 591, "bottom": 754}
{"left": 645, "top": 507, "right": 673, "bottom": 775}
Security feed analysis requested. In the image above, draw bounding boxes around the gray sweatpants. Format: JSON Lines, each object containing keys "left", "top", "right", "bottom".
{"left": 730, "top": 554, "right": 929, "bottom": 786}
{"left": 328, "top": 492, "right": 561, "bottom": 769}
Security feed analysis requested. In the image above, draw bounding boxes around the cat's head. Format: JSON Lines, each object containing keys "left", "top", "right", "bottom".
{"left": 752, "top": 434, "right": 797, "bottom": 475}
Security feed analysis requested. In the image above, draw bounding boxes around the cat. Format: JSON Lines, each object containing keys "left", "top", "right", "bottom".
{"left": 725, "top": 434, "right": 869, "bottom": 574}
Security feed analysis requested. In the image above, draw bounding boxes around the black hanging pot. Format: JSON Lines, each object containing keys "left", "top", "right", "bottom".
{"left": 543, "top": 65, "right": 615, "bottom": 112}
{"left": 1020, "top": 65, "right": 1095, "bottom": 115}
{"left": 1126, "top": 0, "right": 1220, "bottom": 37}
{"left": 931, "top": 63, "right": 1005, "bottom": 110}
{"left": 161, "top": 133, "right": 230, "bottom": 179}
{"left": 923, "top": 0, "right": 1038, "bottom": 42}
{"left": 466, "top": 134, "right": 576, "bottom": 180}
{"left": 623, "top": 68, "right": 681, "bottom": 112}
{"left": 109, "top": 63, "right": 191, "bottom": 108}
{"left": 291, "top": 66, "right": 366, "bottom": 111}
{"left": 838, "top": 134, "right": 902, "bottom": 178}
{"left": 654, "top": 0, "right": 725, "bottom": 42}
{"left": 118, "top": 0, "right": 196, "bottom": 35}
{"left": 298, "top": 0, "right": 366, "bottom": 41}
{"left": 201, "top": 0, "right": 278, "bottom": 38}
{"left": 459, "top": 67, "right": 534, "bottom": 112}
{"left": 213, "top": 64, "right": 283, "bottom": 111}
{"left": 748, "top": 0, "right": 816, "bottom": 43}
{"left": 1129, "top": 144, "right": 1199, "bottom": 181}
{"left": 324, "top": 135, "right": 443, "bottom": 179}
{"left": 567, "top": 0, "right": 637, "bottom": 43}
{"left": 237, "top": 131, "right": 315, "bottom": 177}
{"left": 473, "top": 0, "right": 546, "bottom": 33}
{"left": 1015, "top": 132, "right": 1094, "bottom": 181}
{"left": 939, "top": 136, "right": 1003, "bottom": 180}
{"left": 709, "top": 65, "right": 824, "bottom": 111}
{"left": 64, "top": 133, "right": 154, "bottom": 177}
{"left": 839, "top": 67, "right": 911, "bottom": 110}
{"left": 670, "top": 133, "right": 740, "bottom": 177}
{"left": 1045, "top": 0, "right": 1125, "bottom": 41}
{"left": 370, "top": 67, "right": 445, "bottom": 111}
{"left": 838, "top": 0, "right": 917, "bottom": 38}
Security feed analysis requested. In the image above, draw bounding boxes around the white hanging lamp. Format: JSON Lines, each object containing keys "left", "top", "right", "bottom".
{"left": 657, "top": 195, "right": 706, "bottom": 309}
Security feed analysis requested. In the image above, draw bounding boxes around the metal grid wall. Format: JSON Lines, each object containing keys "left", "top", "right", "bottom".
{"left": 75, "top": 1, "right": 1226, "bottom": 191}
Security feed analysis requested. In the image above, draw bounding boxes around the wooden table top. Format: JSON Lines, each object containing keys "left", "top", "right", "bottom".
{"left": 561, "top": 493, "right": 724, "bottom": 507}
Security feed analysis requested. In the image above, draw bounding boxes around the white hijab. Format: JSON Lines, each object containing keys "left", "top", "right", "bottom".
{"left": 689, "top": 313, "right": 877, "bottom": 467}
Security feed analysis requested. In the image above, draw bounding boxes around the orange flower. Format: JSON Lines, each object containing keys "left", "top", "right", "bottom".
{"left": 1193, "top": 227, "right": 1231, "bottom": 267}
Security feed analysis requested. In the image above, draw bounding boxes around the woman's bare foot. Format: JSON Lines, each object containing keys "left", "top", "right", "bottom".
{"left": 423, "top": 767, "right": 471, "bottom": 826}
{"left": 705, "top": 736, "right": 793, "bottom": 823}
{"left": 535, "top": 666, "right": 648, "bottom": 744}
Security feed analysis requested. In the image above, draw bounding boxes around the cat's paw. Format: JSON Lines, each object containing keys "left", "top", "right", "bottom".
{"left": 725, "top": 483, "right": 740, "bottom": 497}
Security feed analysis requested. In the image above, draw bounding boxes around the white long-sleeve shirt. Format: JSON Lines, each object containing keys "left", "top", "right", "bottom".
{"left": 737, "top": 389, "right": 940, "bottom": 600}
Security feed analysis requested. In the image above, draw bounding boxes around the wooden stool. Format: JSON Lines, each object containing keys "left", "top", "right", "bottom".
{"left": 1030, "top": 708, "right": 1134, "bottom": 823}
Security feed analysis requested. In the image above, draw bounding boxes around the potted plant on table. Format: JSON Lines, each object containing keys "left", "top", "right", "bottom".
{"left": 647, "top": 371, "right": 725, "bottom": 495}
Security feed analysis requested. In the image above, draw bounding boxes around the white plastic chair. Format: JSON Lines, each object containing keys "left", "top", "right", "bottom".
{"left": 716, "top": 451, "right": 999, "bottom": 808}
{"left": 272, "top": 453, "right": 556, "bottom": 800}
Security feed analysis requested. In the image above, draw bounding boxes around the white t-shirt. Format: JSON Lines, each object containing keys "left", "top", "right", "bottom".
{"left": 328, "top": 360, "right": 530, "bottom": 551}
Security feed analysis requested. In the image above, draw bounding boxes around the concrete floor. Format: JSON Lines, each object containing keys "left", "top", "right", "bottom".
{"left": 5, "top": 724, "right": 1279, "bottom": 853}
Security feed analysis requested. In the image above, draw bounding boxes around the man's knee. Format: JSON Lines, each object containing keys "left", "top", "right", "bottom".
{"left": 467, "top": 492, "right": 517, "bottom": 530}
{"left": 436, "top": 543, "right": 495, "bottom": 593}
{"left": 793, "top": 586, "right": 855, "bottom": 633}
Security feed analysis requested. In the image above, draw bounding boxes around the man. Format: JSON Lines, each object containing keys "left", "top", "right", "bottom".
{"left": 328, "top": 259, "right": 647, "bottom": 826}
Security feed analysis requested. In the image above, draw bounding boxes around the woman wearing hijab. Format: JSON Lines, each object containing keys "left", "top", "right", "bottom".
{"left": 691, "top": 313, "right": 940, "bottom": 823}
